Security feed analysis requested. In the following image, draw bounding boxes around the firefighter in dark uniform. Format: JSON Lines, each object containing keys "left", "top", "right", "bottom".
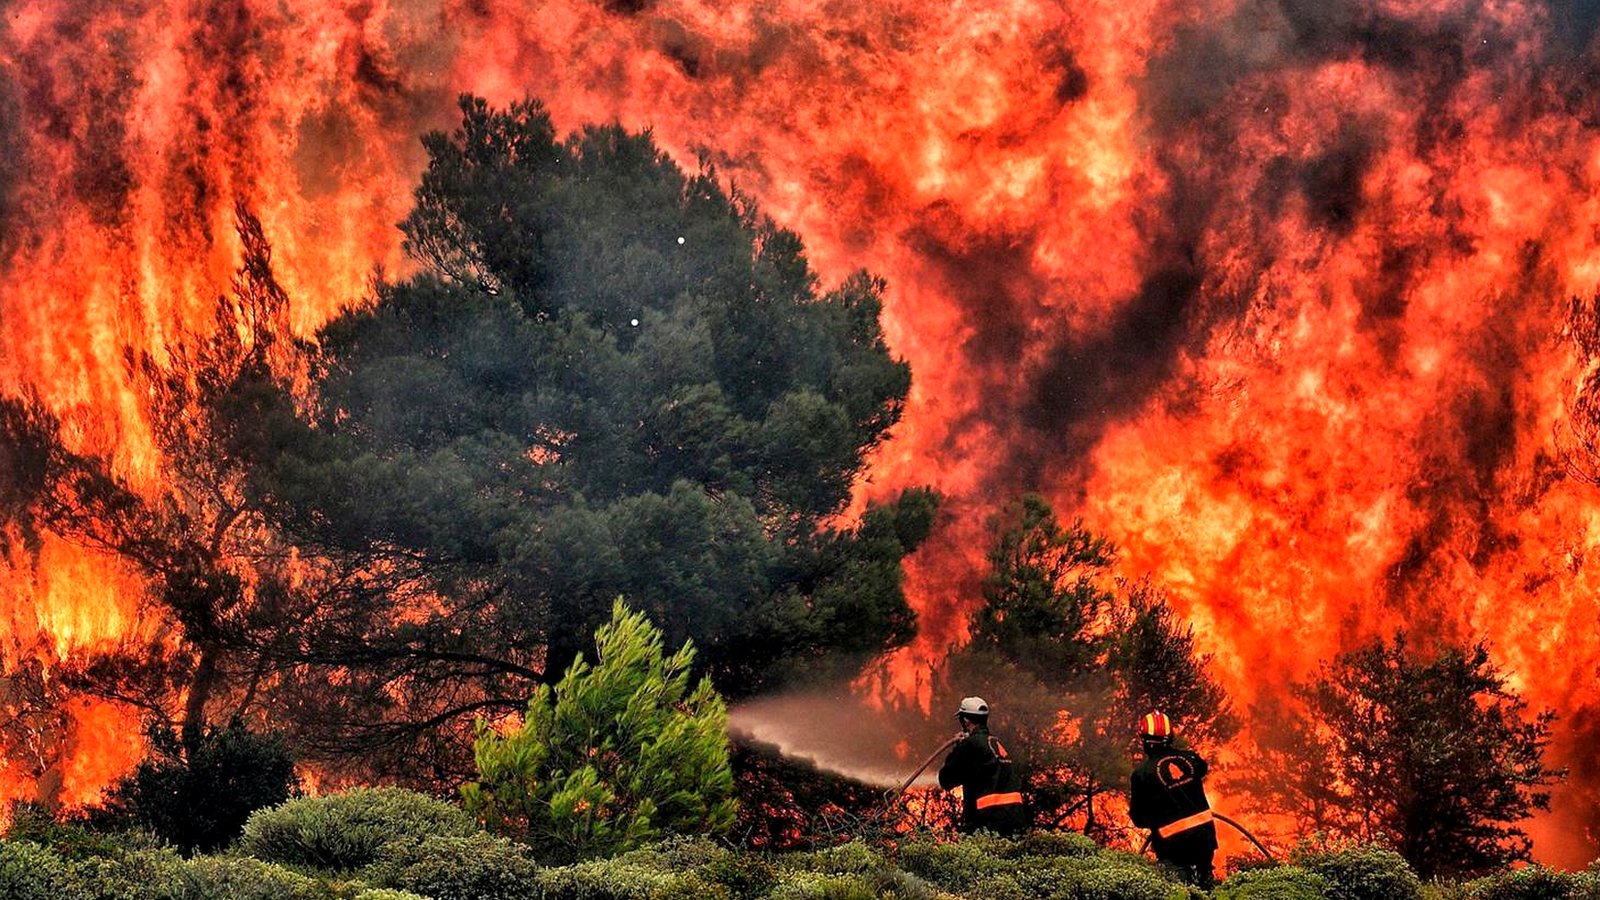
{"left": 937, "top": 696, "right": 1027, "bottom": 835}
{"left": 1129, "top": 711, "right": 1218, "bottom": 888}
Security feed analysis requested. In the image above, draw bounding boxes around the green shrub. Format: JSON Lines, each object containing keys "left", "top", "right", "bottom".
{"left": 1013, "top": 830, "right": 1102, "bottom": 860}
{"left": 1009, "top": 855, "right": 1174, "bottom": 900}
{"left": 1213, "top": 866, "right": 1330, "bottom": 900}
{"left": 1298, "top": 845, "right": 1422, "bottom": 900}
{"left": 963, "top": 873, "right": 1032, "bottom": 900}
{"left": 95, "top": 725, "right": 298, "bottom": 855}
{"left": 464, "top": 601, "right": 735, "bottom": 863}
{"left": 1466, "top": 865, "right": 1588, "bottom": 900}
{"left": 607, "top": 836, "right": 780, "bottom": 896}
{"left": 784, "top": 840, "right": 885, "bottom": 876}
{"left": 240, "top": 787, "right": 476, "bottom": 871}
{"left": 6, "top": 802, "right": 159, "bottom": 861}
{"left": 0, "top": 839, "right": 87, "bottom": 900}
{"left": 180, "top": 855, "right": 331, "bottom": 900}
{"left": 618, "top": 835, "right": 731, "bottom": 870}
{"left": 698, "top": 850, "right": 779, "bottom": 896}
{"left": 69, "top": 848, "right": 188, "bottom": 900}
{"left": 352, "top": 891, "right": 429, "bottom": 900}
{"left": 539, "top": 858, "right": 711, "bottom": 900}
{"left": 861, "top": 868, "right": 945, "bottom": 900}
{"left": 364, "top": 832, "right": 539, "bottom": 900}
{"left": 893, "top": 835, "right": 1010, "bottom": 891}
{"left": 768, "top": 871, "right": 879, "bottom": 900}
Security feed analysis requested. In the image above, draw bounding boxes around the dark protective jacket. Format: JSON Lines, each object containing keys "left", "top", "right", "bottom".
{"left": 937, "top": 726, "right": 1026, "bottom": 834}
{"left": 1129, "top": 744, "right": 1219, "bottom": 857}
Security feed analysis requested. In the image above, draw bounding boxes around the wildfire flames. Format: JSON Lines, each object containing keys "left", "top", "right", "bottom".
{"left": 3, "top": 0, "right": 1600, "bottom": 865}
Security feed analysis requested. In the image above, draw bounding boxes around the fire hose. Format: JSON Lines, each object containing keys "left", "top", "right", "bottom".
{"left": 875, "top": 735, "right": 960, "bottom": 821}
{"left": 1137, "top": 811, "right": 1277, "bottom": 863}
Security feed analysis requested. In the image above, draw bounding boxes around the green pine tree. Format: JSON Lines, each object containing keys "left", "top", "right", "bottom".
{"left": 461, "top": 599, "right": 735, "bottom": 862}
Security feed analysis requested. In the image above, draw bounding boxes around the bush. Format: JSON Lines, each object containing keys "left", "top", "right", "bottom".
{"left": 1009, "top": 855, "right": 1175, "bottom": 900}
{"left": 240, "top": 787, "right": 476, "bottom": 871}
{"left": 1298, "top": 845, "right": 1423, "bottom": 900}
{"left": 0, "top": 839, "right": 86, "bottom": 900}
{"left": 1213, "top": 866, "right": 1330, "bottom": 900}
{"left": 893, "top": 835, "right": 1010, "bottom": 891}
{"left": 539, "top": 857, "right": 723, "bottom": 900}
{"left": 352, "top": 892, "right": 429, "bottom": 900}
{"left": 784, "top": 840, "right": 885, "bottom": 876}
{"left": 463, "top": 601, "right": 735, "bottom": 862}
{"left": 1012, "top": 830, "right": 1102, "bottom": 860}
{"left": 1466, "top": 865, "right": 1591, "bottom": 900}
{"left": 364, "top": 832, "right": 539, "bottom": 900}
{"left": 768, "top": 871, "right": 879, "bottom": 900}
{"left": 6, "top": 802, "right": 159, "bottom": 861}
{"left": 96, "top": 724, "right": 297, "bottom": 855}
{"left": 69, "top": 848, "right": 188, "bottom": 900}
{"left": 698, "top": 850, "right": 779, "bottom": 896}
{"left": 962, "top": 874, "right": 1032, "bottom": 900}
{"left": 180, "top": 855, "right": 331, "bottom": 900}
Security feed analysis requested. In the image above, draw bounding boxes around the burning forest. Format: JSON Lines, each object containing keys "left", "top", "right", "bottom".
{"left": 2, "top": 0, "right": 1600, "bottom": 876}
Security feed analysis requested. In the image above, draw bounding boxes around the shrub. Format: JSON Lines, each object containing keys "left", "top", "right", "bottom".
{"left": 1297, "top": 845, "right": 1422, "bottom": 900}
{"left": 180, "top": 855, "right": 331, "bottom": 900}
{"left": 352, "top": 892, "right": 429, "bottom": 900}
{"left": 0, "top": 839, "right": 86, "bottom": 900}
{"left": 69, "top": 848, "right": 188, "bottom": 900}
{"left": 1009, "top": 855, "right": 1175, "bottom": 900}
{"left": 784, "top": 840, "right": 885, "bottom": 876}
{"left": 699, "top": 850, "right": 779, "bottom": 896}
{"left": 95, "top": 724, "right": 297, "bottom": 854}
{"left": 768, "top": 871, "right": 879, "bottom": 900}
{"left": 893, "top": 835, "right": 1010, "bottom": 891}
{"left": 6, "top": 802, "right": 158, "bottom": 861}
{"left": 463, "top": 601, "right": 735, "bottom": 862}
{"left": 1013, "top": 830, "right": 1102, "bottom": 860}
{"left": 539, "top": 857, "right": 718, "bottom": 900}
{"left": 963, "top": 874, "right": 1032, "bottom": 900}
{"left": 364, "top": 832, "right": 539, "bottom": 900}
{"left": 240, "top": 787, "right": 476, "bottom": 871}
{"left": 1213, "top": 866, "right": 1330, "bottom": 900}
{"left": 1466, "top": 865, "right": 1589, "bottom": 900}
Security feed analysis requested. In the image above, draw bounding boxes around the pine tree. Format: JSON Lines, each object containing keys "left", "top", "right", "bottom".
{"left": 461, "top": 599, "right": 735, "bottom": 862}
{"left": 1240, "top": 635, "right": 1562, "bottom": 878}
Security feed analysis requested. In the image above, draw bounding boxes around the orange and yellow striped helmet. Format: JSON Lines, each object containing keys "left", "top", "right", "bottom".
{"left": 1140, "top": 711, "right": 1173, "bottom": 740}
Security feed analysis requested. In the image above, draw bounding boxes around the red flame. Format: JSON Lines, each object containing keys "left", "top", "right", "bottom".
{"left": 2, "top": 0, "right": 1599, "bottom": 864}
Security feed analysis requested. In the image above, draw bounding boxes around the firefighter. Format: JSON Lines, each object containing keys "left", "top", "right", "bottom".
{"left": 937, "top": 696, "right": 1027, "bottom": 835}
{"left": 1129, "top": 711, "right": 1218, "bottom": 888}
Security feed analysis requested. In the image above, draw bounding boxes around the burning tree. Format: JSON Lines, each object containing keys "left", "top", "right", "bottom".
{"left": 0, "top": 206, "right": 315, "bottom": 794}
{"left": 233, "top": 96, "right": 934, "bottom": 778}
{"left": 941, "top": 493, "right": 1234, "bottom": 840}
{"left": 1238, "top": 635, "right": 1562, "bottom": 879}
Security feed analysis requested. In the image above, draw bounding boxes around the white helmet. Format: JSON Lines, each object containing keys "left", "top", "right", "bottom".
{"left": 956, "top": 696, "right": 990, "bottom": 718}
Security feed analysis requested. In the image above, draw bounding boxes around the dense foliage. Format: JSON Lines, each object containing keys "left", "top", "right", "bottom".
{"left": 239, "top": 787, "right": 477, "bottom": 871}
{"left": 240, "top": 95, "right": 935, "bottom": 773}
{"left": 463, "top": 600, "right": 735, "bottom": 861}
{"left": 1240, "top": 635, "right": 1561, "bottom": 879}
{"left": 8, "top": 805, "right": 1600, "bottom": 900}
{"left": 90, "top": 723, "right": 297, "bottom": 854}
